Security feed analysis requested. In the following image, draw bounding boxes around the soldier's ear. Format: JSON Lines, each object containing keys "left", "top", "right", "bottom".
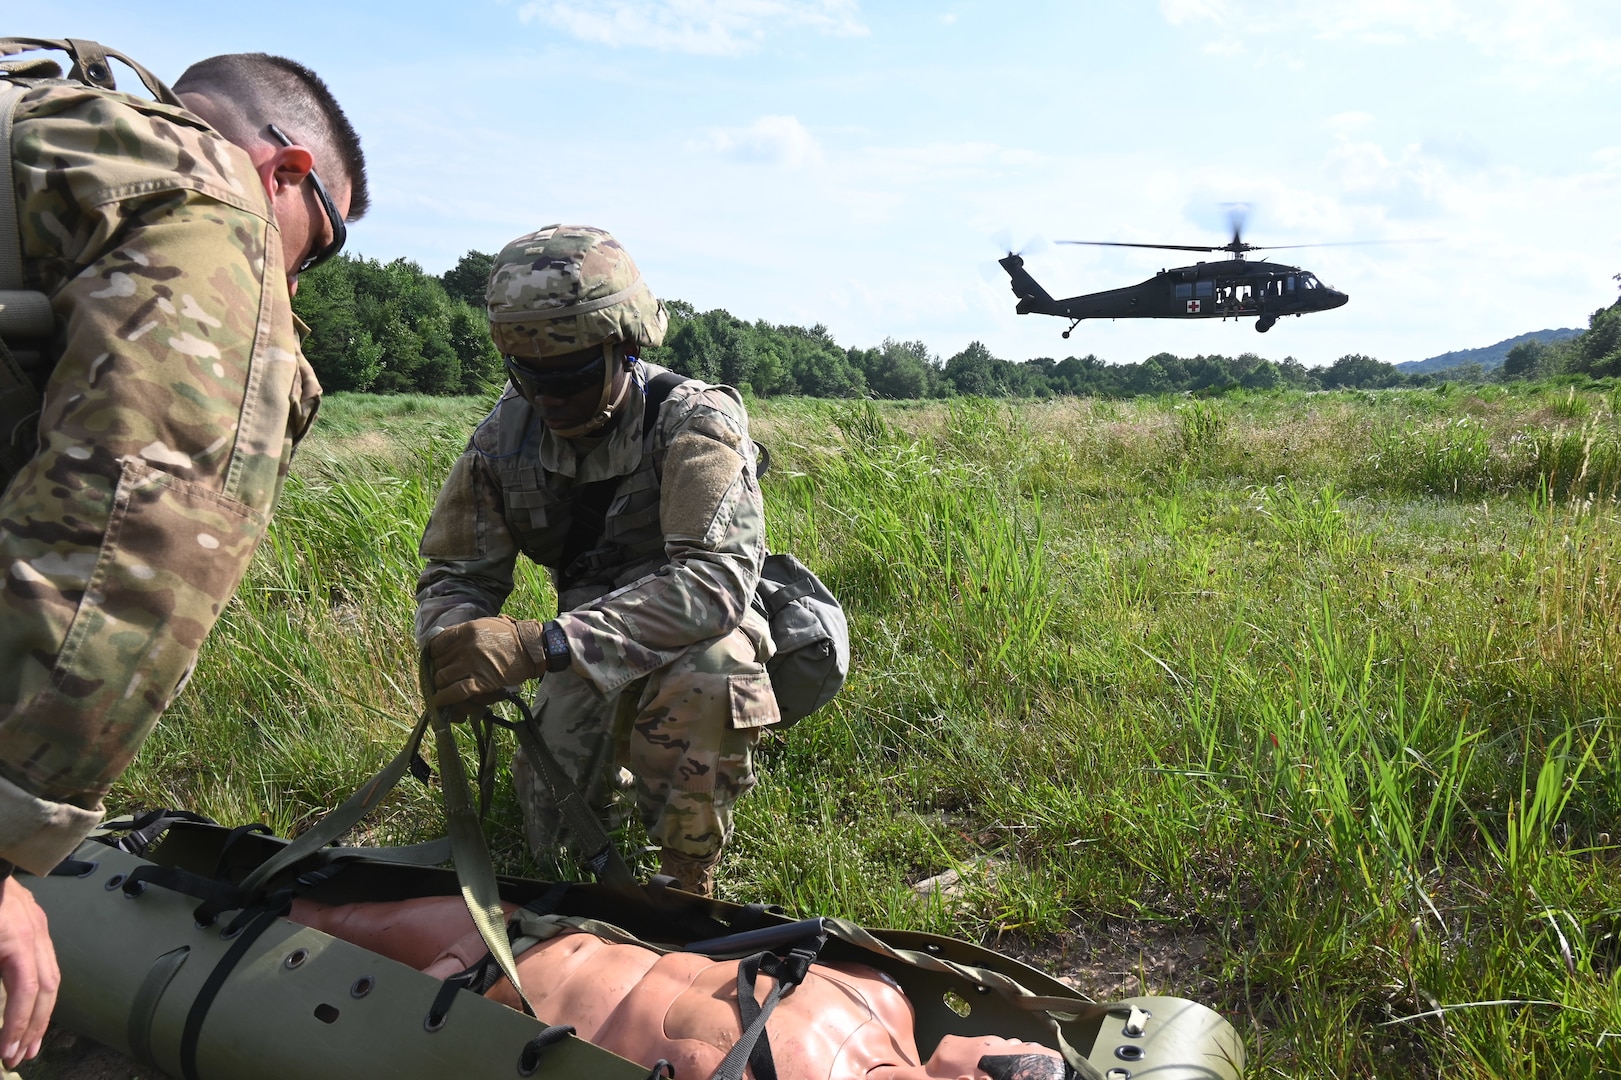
{"left": 259, "top": 143, "right": 315, "bottom": 200}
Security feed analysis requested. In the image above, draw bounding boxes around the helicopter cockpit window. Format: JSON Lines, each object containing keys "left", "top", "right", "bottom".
{"left": 1285, "top": 275, "right": 1297, "bottom": 293}
{"left": 1175, "top": 282, "right": 1193, "bottom": 300}
{"left": 1195, "top": 280, "right": 1214, "bottom": 299}
{"left": 1302, "top": 275, "right": 1319, "bottom": 290}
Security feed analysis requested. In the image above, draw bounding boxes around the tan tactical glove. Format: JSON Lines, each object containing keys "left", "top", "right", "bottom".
{"left": 427, "top": 616, "right": 547, "bottom": 708}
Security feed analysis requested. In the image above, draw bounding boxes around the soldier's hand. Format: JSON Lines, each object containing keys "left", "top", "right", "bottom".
{"left": 0, "top": 875, "right": 59, "bottom": 1069}
{"left": 427, "top": 616, "right": 547, "bottom": 708}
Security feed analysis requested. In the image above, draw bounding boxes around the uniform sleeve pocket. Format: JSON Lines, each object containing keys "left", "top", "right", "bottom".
{"left": 420, "top": 454, "right": 487, "bottom": 560}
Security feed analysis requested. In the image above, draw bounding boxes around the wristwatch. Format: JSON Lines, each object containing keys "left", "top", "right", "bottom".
{"left": 541, "top": 620, "right": 572, "bottom": 673}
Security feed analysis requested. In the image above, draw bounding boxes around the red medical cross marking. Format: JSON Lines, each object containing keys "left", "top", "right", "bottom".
{"left": 1187, "top": 299, "right": 1202, "bottom": 314}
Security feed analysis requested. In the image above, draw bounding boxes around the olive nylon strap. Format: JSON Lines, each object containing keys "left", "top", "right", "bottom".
{"left": 235, "top": 707, "right": 435, "bottom": 897}
{"left": 426, "top": 657, "right": 538, "bottom": 1017}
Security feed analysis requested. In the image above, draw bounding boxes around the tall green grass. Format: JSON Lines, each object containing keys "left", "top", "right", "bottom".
{"left": 112, "top": 383, "right": 1621, "bottom": 1078}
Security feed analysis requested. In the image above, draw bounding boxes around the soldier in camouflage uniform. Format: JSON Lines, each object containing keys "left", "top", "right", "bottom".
{"left": 0, "top": 43, "right": 366, "bottom": 1068}
{"left": 420, "top": 225, "right": 778, "bottom": 899}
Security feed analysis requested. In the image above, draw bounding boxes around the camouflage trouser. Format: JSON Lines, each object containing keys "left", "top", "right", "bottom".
{"left": 512, "top": 624, "right": 772, "bottom": 863}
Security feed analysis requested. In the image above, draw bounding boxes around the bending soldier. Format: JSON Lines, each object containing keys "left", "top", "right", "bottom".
{"left": 0, "top": 43, "right": 367, "bottom": 1067}
{"left": 291, "top": 895, "right": 1069, "bottom": 1080}
{"left": 418, "top": 225, "right": 778, "bottom": 898}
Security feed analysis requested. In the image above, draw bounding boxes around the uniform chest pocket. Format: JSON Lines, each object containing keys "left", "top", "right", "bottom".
{"left": 505, "top": 488, "right": 557, "bottom": 533}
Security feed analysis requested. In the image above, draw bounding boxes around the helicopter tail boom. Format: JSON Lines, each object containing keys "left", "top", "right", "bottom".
{"left": 998, "top": 253, "right": 1057, "bottom": 314}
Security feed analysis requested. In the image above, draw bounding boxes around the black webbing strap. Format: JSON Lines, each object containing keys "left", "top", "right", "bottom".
{"left": 760, "top": 576, "right": 815, "bottom": 615}
{"left": 425, "top": 952, "right": 510, "bottom": 1032}
{"left": 706, "top": 931, "right": 825, "bottom": 1080}
{"left": 178, "top": 905, "right": 286, "bottom": 1080}
{"left": 641, "top": 369, "right": 689, "bottom": 439}
{"left": 118, "top": 862, "right": 254, "bottom": 925}
{"left": 210, "top": 823, "right": 274, "bottom": 879}
{"left": 518, "top": 1024, "right": 577, "bottom": 1075}
{"left": 79, "top": 808, "right": 219, "bottom": 860}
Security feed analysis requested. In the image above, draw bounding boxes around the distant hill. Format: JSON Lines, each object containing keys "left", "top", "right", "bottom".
{"left": 1397, "top": 328, "right": 1583, "bottom": 373}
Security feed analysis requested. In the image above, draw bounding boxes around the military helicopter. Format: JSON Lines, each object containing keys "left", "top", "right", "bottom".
{"left": 1000, "top": 211, "right": 1351, "bottom": 336}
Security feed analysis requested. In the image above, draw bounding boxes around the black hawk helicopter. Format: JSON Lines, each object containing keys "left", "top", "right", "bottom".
{"left": 1000, "top": 213, "right": 1350, "bottom": 336}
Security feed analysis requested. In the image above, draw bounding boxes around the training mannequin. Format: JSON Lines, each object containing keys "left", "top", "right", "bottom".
{"left": 289, "top": 897, "right": 1068, "bottom": 1080}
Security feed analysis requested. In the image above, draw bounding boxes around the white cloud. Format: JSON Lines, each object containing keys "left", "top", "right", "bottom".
{"left": 517, "top": 0, "right": 867, "bottom": 56}
{"left": 1160, "top": 0, "right": 1228, "bottom": 26}
{"left": 1158, "top": 0, "right": 1621, "bottom": 81}
{"left": 700, "top": 115, "right": 824, "bottom": 167}
{"left": 1326, "top": 111, "right": 1376, "bottom": 136}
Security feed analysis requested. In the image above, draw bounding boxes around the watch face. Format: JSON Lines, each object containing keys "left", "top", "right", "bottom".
{"left": 543, "top": 622, "right": 571, "bottom": 671}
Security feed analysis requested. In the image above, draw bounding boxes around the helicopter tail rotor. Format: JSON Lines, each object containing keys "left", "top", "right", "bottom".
{"left": 991, "top": 228, "right": 1049, "bottom": 258}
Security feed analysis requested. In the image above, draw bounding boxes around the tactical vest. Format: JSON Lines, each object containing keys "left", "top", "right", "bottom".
{"left": 477, "top": 365, "right": 683, "bottom": 613}
{"left": 0, "top": 38, "right": 182, "bottom": 492}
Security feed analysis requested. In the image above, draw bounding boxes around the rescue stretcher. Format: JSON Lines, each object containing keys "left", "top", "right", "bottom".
{"left": 21, "top": 814, "right": 1245, "bottom": 1080}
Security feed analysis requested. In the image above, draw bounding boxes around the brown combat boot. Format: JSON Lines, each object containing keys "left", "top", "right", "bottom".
{"left": 657, "top": 849, "right": 720, "bottom": 897}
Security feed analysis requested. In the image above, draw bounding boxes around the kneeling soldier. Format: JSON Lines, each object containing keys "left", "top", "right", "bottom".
{"left": 417, "top": 225, "right": 778, "bottom": 896}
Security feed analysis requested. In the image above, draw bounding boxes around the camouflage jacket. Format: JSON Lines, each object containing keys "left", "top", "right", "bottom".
{"left": 0, "top": 79, "right": 319, "bottom": 873}
{"left": 416, "top": 363, "right": 770, "bottom": 697}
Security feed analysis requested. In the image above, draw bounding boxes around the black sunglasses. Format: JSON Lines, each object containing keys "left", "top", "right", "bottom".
{"left": 266, "top": 123, "right": 347, "bottom": 274}
{"left": 504, "top": 349, "right": 609, "bottom": 399}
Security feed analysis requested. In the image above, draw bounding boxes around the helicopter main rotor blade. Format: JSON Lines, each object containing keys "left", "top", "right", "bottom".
{"left": 1056, "top": 240, "right": 1224, "bottom": 253}
{"left": 1241, "top": 238, "right": 1441, "bottom": 251}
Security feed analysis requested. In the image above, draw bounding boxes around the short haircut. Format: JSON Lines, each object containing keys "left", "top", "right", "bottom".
{"left": 174, "top": 53, "right": 369, "bottom": 221}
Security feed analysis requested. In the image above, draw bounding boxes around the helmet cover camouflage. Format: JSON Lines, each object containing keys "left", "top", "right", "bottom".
{"left": 487, "top": 225, "right": 668, "bottom": 359}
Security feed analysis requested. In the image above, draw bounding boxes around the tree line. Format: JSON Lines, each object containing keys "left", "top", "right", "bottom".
{"left": 290, "top": 249, "right": 1621, "bottom": 398}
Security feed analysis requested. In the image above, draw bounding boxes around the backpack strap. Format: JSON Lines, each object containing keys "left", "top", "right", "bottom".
{"left": 0, "top": 79, "right": 47, "bottom": 491}
{"left": 0, "top": 38, "right": 192, "bottom": 495}
{"left": 0, "top": 37, "right": 182, "bottom": 106}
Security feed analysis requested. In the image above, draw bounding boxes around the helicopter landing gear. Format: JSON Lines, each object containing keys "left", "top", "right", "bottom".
{"left": 1255, "top": 315, "right": 1276, "bottom": 333}
{"left": 1061, "top": 318, "right": 1081, "bottom": 339}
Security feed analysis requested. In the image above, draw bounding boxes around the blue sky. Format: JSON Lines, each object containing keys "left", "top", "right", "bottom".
{"left": 18, "top": 2, "right": 1621, "bottom": 368}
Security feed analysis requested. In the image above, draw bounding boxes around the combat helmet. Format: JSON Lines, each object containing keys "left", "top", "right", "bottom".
{"left": 487, "top": 225, "right": 668, "bottom": 437}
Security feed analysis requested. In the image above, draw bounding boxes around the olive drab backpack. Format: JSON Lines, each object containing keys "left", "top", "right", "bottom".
{"left": 752, "top": 551, "right": 848, "bottom": 725}
{"left": 0, "top": 38, "right": 183, "bottom": 492}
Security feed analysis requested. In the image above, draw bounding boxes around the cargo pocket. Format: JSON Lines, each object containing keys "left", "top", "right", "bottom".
{"left": 12, "top": 457, "right": 266, "bottom": 797}
{"left": 728, "top": 670, "right": 779, "bottom": 729}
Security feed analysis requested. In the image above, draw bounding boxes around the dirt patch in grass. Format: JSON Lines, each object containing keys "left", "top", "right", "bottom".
{"left": 1002, "top": 919, "right": 1222, "bottom": 1002}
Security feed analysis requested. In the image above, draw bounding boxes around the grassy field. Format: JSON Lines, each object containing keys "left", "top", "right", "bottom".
{"left": 111, "top": 381, "right": 1621, "bottom": 1079}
